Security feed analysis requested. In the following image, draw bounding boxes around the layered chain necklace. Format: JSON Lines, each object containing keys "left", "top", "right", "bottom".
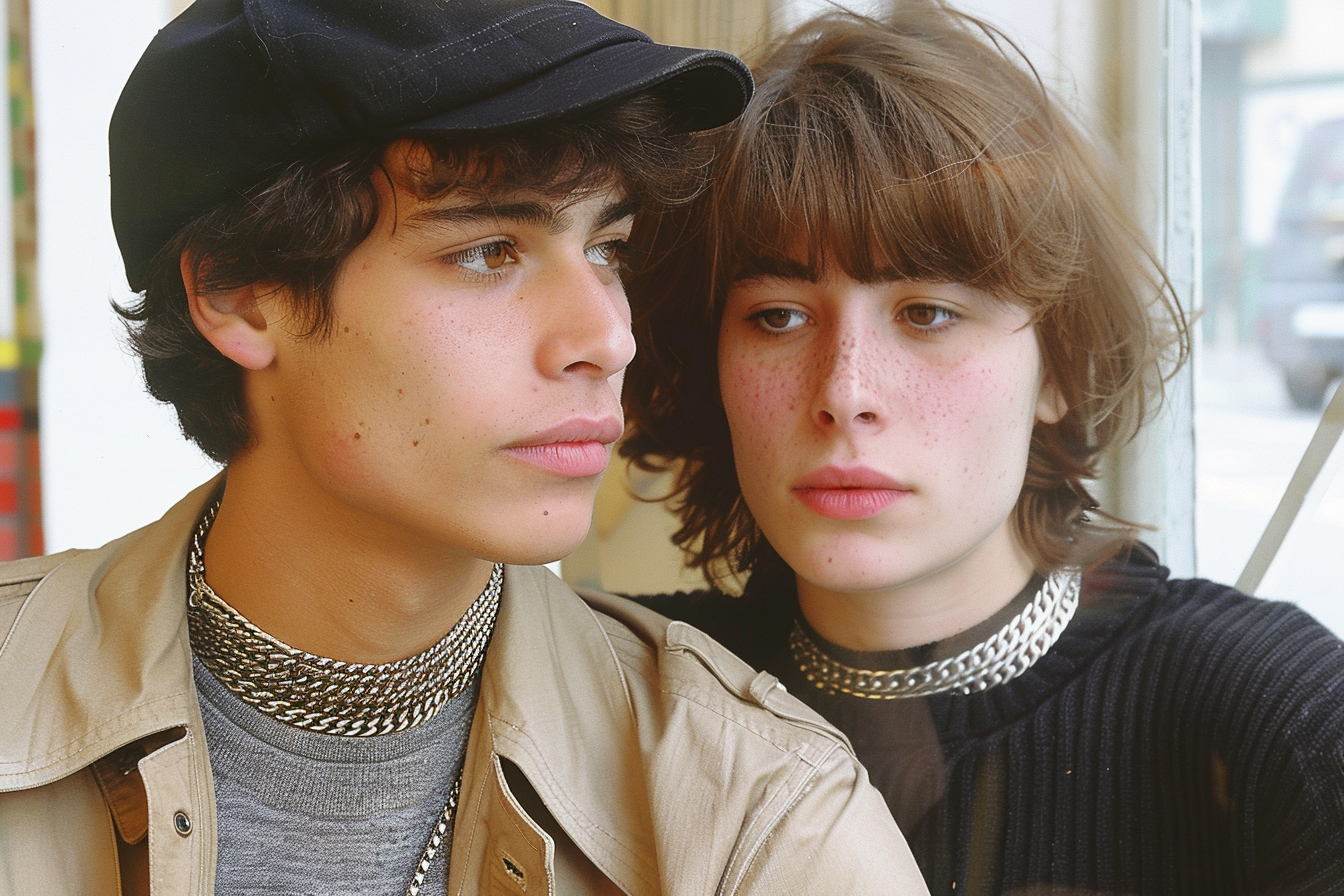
{"left": 790, "top": 568, "right": 1081, "bottom": 699}
{"left": 186, "top": 499, "right": 502, "bottom": 896}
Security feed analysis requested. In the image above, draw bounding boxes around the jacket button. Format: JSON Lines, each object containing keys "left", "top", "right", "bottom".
{"left": 173, "top": 811, "right": 192, "bottom": 836}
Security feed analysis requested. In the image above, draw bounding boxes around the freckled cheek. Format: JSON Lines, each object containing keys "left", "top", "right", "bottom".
{"left": 383, "top": 308, "right": 495, "bottom": 409}
{"left": 397, "top": 307, "right": 476, "bottom": 361}
{"left": 720, "top": 359, "right": 800, "bottom": 469}
{"left": 912, "top": 366, "right": 993, "bottom": 465}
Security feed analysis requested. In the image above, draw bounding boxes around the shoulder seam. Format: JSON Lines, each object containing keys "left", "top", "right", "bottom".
{"left": 598, "top": 614, "right": 850, "bottom": 762}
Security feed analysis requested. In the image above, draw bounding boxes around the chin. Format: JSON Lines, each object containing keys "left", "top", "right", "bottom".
{"left": 486, "top": 520, "right": 592, "bottom": 567}
{"left": 798, "top": 566, "right": 905, "bottom": 595}
{"left": 781, "top": 535, "right": 913, "bottom": 592}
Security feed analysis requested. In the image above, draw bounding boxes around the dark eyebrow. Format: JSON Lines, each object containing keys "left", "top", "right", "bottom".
{"left": 595, "top": 196, "right": 642, "bottom": 230}
{"left": 401, "top": 195, "right": 640, "bottom": 236}
{"left": 403, "top": 200, "right": 560, "bottom": 233}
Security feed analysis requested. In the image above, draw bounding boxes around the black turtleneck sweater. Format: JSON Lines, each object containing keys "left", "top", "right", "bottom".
{"left": 636, "top": 546, "right": 1344, "bottom": 895}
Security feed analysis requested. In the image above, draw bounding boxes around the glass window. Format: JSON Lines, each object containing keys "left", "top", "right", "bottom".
{"left": 1198, "top": 0, "right": 1344, "bottom": 633}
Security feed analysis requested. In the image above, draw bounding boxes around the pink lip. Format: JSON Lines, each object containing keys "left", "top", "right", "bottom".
{"left": 792, "top": 465, "right": 912, "bottom": 520}
{"left": 504, "top": 417, "right": 623, "bottom": 478}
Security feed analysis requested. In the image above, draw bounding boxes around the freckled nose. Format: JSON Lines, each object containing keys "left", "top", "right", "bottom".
{"left": 813, "top": 332, "right": 883, "bottom": 428}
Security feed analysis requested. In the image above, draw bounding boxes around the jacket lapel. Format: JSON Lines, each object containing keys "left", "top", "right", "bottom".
{"left": 451, "top": 564, "right": 660, "bottom": 896}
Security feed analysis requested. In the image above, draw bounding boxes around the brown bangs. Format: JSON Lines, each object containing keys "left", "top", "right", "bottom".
{"left": 710, "top": 10, "right": 1091, "bottom": 322}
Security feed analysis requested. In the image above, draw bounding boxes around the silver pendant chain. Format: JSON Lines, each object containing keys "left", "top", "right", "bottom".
{"left": 790, "top": 568, "right": 1081, "bottom": 699}
{"left": 407, "top": 777, "right": 461, "bottom": 896}
{"left": 184, "top": 498, "right": 500, "bottom": 894}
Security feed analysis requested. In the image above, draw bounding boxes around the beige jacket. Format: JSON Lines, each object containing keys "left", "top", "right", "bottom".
{"left": 0, "top": 482, "right": 927, "bottom": 895}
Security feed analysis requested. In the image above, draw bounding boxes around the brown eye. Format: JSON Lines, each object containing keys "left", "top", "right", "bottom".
{"left": 450, "top": 241, "right": 519, "bottom": 275}
{"left": 903, "top": 304, "right": 956, "bottom": 329}
{"left": 481, "top": 243, "right": 514, "bottom": 270}
{"left": 752, "top": 308, "right": 807, "bottom": 333}
{"left": 906, "top": 305, "right": 938, "bottom": 326}
{"left": 585, "top": 239, "right": 628, "bottom": 267}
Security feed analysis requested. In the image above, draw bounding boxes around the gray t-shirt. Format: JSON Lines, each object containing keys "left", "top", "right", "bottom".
{"left": 194, "top": 655, "right": 476, "bottom": 896}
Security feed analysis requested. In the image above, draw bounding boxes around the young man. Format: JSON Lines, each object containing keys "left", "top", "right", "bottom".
{"left": 0, "top": 1, "right": 927, "bottom": 894}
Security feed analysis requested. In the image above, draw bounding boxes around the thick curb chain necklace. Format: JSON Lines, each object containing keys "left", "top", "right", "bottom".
{"left": 187, "top": 499, "right": 503, "bottom": 737}
{"left": 185, "top": 499, "right": 502, "bottom": 895}
{"left": 790, "top": 568, "right": 1081, "bottom": 699}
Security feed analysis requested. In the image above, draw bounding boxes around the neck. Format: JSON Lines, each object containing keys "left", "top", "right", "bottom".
{"left": 201, "top": 456, "right": 496, "bottom": 665}
{"left": 794, "top": 530, "right": 1036, "bottom": 652}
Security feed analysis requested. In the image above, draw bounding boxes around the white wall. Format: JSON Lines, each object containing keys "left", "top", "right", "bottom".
{"left": 34, "top": 0, "right": 220, "bottom": 552}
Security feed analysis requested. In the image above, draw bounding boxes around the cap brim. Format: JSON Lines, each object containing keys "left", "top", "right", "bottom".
{"left": 399, "top": 41, "right": 752, "bottom": 136}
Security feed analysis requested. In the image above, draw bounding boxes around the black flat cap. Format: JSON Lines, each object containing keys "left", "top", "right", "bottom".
{"left": 110, "top": 0, "right": 753, "bottom": 291}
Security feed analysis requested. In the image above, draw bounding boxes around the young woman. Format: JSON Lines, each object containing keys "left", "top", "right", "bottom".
{"left": 622, "top": 4, "right": 1344, "bottom": 894}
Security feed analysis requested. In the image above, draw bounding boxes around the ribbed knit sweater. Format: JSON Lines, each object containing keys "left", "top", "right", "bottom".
{"left": 637, "top": 546, "right": 1344, "bottom": 895}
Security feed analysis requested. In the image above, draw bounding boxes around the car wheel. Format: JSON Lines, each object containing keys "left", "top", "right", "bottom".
{"left": 1284, "top": 365, "right": 1333, "bottom": 410}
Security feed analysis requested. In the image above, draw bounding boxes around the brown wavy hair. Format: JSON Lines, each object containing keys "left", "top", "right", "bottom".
{"left": 118, "top": 93, "right": 706, "bottom": 463}
{"left": 620, "top": 2, "right": 1189, "bottom": 589}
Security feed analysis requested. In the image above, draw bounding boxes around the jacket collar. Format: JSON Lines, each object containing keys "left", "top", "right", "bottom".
{"left": 0, "top": 479, "right": 218, "bottom": 790}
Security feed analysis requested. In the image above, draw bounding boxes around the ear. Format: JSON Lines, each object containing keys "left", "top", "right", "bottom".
{"left": 182, "top": 252, "right": 278, "bottom": 371}
{"left": 1035, "top": 372, "right": 1068, "bottom": 425}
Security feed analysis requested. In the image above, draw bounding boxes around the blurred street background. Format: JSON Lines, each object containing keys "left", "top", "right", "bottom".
{"left": 1198, "top": 343, "right": 1343, "bottom": 631}
{"left": 1199, "top": 0, "right": 1344, "bottom": 629}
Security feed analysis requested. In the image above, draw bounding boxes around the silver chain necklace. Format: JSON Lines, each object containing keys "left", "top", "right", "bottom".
{"left": 187, "top": 499, "right": 502, "bottom": 736}
{"left": 185, "top": 498, "right": 501, "bottom": 895}
{"left": 790, "top": 568, "right": 1081, "bottom": 699}
{"left": 406, "top": 778, "right": 460, "bottom": 896}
